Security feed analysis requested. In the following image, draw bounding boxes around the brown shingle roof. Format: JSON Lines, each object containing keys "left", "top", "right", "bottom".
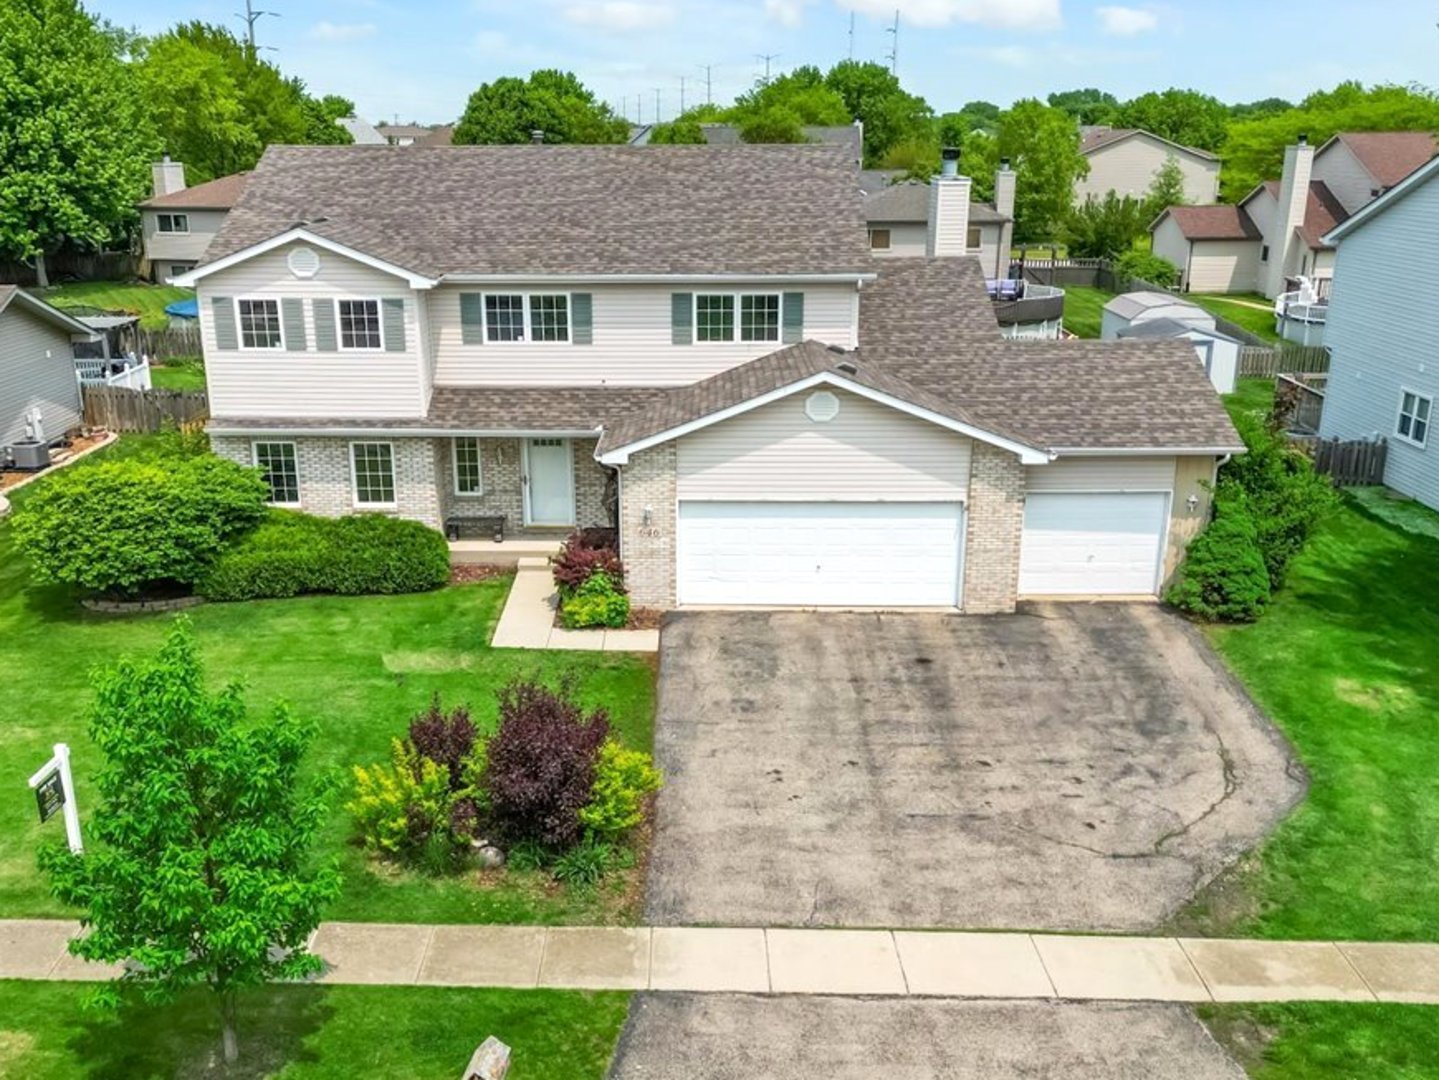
{"left": 139, "top": 172, "right": 250, "bottom": 210}
{"left": 1331, "top": 131, "right": 1439, "bottom": 188}
{"left": 699, "top": 123, "right": 863, "bottom": 161}
{"left": 1255, "top": 180, "right": 1351, "bottom": 249}
{"left": 202, "top": 144, "right": 872, "bottom": 276}
{"left": 1080, "top": 126, "right": 1217, "bottom": 161}
{"left": 1161, "top": 204, "right": 1261, "bottom": 241}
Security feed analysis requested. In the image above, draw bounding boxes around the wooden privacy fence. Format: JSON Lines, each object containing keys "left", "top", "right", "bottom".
{"left": 1293, "top": 436, "right": 1388, "bottom": 487}
{"left": 136, "top": 323, "right": 202, "bottom": 360}
{"left": 1240, "top": 344, "right": 1332, "bottom": 378}
{"left": 82, "top": 386, "right": 208, "bottom": 433}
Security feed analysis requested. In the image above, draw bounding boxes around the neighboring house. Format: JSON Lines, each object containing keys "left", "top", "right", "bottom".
{"left": 860, "top": 156, "right": 1014, "bottom": 279}
{"left": 0, "top": 286, "right": 90, "bottom": 452}
{"left": 137, "top": 158, "right": 249, "bottom": 283}
{"left": 376, "top": 124, "right": 433, "bottom": 146}
{"left": 1150, "top": 131, "right": 1439, "bottom": 298}
{"left": 174, "top": 143, "right": 1239, "bottom": 612}
{"left": 1318, "top": 154, "right": 1439, "bottom": 510}
{"left": 415, "top": 125, "right": 455, "bottom": 147}
{"left": 1077, "top": 127, "right": 1220, "bottom": 205}
{"left": 338, "top": 116, "right": 387, "bottom": 145}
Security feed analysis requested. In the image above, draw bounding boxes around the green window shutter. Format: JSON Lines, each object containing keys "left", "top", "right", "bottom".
{"left": 312, "top": 299, "right": 337, "bottom": 352}
{"left": 671, "top": 292, "right": 693, "bottom": 345}
{"left": 211, "top": 297, "right": 237, "bottom": 350}
{"left": 280, "top": 298, "right": 306, "bottom": 351}
{"left": 382, "top": 298, "right": 407, "bottom": 352}
{"left": 782, "top": 291, "right": 805, "bottom": 344}
{"left": 459, "top": 293, "right": 485, "bottom": 345}
{"left": 571, "top": 293, "right": 593, "bottom": 345}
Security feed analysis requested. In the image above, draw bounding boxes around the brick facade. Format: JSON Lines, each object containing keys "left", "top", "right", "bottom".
{"left": 961, "top": 443, "right": 1025, "bottom": 614}
{"left": 617, "top": 443, "right": 677, "bottom": 607}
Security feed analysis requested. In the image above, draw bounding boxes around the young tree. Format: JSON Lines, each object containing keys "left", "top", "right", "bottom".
{"left": 992, "top": 99, "right": 1090, "bottom": 242}
{"left": 454, "top": 70, "right": 628, "bottom": 144}
{"left": 0, "top": 0, "right": 160, "bottom": 285}
{"left": 1145, "top": 155, "right": 1188, "bottom": 216}
{"left": 1063, "top": 192, "right": 1150, "bottom": 258}
{"left": 1117, "top": 88, "right": 1230, "bottom": 152}
{"left": 39, "top": 620, "right": 341, "bottom": 1065}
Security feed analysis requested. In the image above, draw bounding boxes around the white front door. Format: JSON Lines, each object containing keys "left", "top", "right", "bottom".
{"left": 524, "top": 438, "right": 575, "bottom": 526}
{"left": 1018, "top": 492, "right": 1169, "bottom": 596}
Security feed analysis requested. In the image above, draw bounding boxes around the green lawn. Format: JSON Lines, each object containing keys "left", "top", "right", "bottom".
{"left": 41, "top": 280, "right": 193, "bottom": 330}
{"left": 0, "top": 438, "right": 656, "bottom": 925}
{"left": 1201, "top": 1003, "right": 1439, "bottom": 1079}
{"left": 1188, "top": 293, "right": 1281, "bottom": 344}
{"left": 1060, "top": 285, "right": 1116, "bottom": 339}
{"left": 1226, "top": 377, "right": 1277, "bottom": 422}
{"left": 150, "top": 359, "right": 207, "bottom": 391}
{"left": 0, "top": 980, "right": 627, "bottom": 1079}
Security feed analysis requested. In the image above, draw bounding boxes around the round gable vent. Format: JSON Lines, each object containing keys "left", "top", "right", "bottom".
{"left": 804, "top": 390, "right": 840, "bottom": 423}
{"left": 287, "top": 246, "right": 321, "bottom": 279}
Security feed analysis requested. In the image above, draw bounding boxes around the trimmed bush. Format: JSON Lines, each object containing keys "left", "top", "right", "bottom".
{"left": 1115, "top": 249, "right": 1180, "bottom": 288}
{"left": 408, "top": 695, "right": 476, "bottom": 792}
{"left": 484, "top": 681, "right": 609, "bottom": 848}
{"left": 580, "top": 741, "right": 662, "bottom": 840}
{"left": 560, "top": 571, "right": 630, "bottom": 629}
{"left": 199, "top": 511, "right": 450, "bottom": 601}
{"left": 1166, "top": 485, "right": 1272, "bottom": 622}
{"left": 552, "top": 530, "right": 625, "bottom": 597}
{"left": 12, "top": 454, "right": 268, "bottom": 596}
{"left": 348, "top": 740, "right": 453, "bottom": 859}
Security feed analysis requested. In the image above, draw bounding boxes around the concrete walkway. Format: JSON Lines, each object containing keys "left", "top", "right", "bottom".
{"left": 489, "top": 557, "right": 660, "bottom": 652}
{"left": 5, "top": 920, "right": 1436, "bottom": 1004}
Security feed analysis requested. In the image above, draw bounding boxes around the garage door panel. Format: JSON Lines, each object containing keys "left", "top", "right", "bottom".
{"left": 1018, "top": 492, "right": 1168, "bottom": 596}
{"left": 678, "top": 502, "right": 962, "bottom": 607}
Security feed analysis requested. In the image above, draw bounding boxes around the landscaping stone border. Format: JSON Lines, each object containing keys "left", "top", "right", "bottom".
{"left": 82, "top": 594, "right": 206, "bottom": 614}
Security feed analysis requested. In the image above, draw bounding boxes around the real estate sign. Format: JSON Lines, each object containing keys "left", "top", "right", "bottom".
{"left": 27, "top": 743, "right": 82, "bottom": 853}
{"left": 34, "top": 769, "right": 65, "bottom": 823}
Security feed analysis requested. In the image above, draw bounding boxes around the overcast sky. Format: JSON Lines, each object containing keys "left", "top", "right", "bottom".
{"left": 92, "top": 0, "right": 1439, "bottom": 126}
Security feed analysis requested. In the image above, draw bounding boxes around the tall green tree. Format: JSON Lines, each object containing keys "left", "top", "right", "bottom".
{"left": 454, "top": 70, "right": 628, "bottom": 144}
{"left": 40, "top": 620, "right": 340, "bottom": 1066}
{"left": 0, "top": 0, "right": 160, "bottom": 285}
{"left": 301, "top": 93, "right": 357, "bottom": 145}
{"left": 1047, "top": 88, "right": 1121, "bottom": 126}
{"left": 824, "top": 60, "right": 933, "bottom": 165}
{"left": 990, "top": 99, "right": 1090, "bottom": 242}
{"left": 1118, "top": 88, "right": 1230, "bottom": 151}
{"left": 732, "top": 65, "right": 850, "bottom": 129}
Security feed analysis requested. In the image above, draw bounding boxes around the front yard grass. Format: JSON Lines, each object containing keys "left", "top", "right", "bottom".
{"left": 0, "top": 980, "right": 628, "bottom": 1079}
{"left": 40, "top": 280, "right": 193, "bottom": 330}
{"left": 1200, "top": 1003, "right": 1439, "bottom": 1079}
{"left": 0, "top": 438, "right": 656, "bottom": 925}
{"left": 1060, "top": 285, "right": 1115, "bottom": 339}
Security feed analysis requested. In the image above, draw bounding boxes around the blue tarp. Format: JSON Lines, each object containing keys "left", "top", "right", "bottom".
{"left": 165, "top": 297, "right": 199, "bottom": 319}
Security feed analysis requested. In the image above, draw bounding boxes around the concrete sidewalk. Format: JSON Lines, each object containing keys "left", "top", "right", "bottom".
{"left": 5, "top": 920, "right": 1437, "bottom": 1004}
{"left": 489, "top": 557, "right": 659, "bottom": 652}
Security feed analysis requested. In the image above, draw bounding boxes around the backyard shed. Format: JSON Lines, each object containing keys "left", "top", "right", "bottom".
{"left": 1116, "top": 317, "right": 1240, "bottom": 394}
{"left": 1100, "top": 291, "right": 1215, "bottom": 341}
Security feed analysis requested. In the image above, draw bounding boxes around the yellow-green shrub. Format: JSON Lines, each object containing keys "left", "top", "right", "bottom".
{"left": 579, "top": 741, "right": 662, "bottom": 840}
{"left": 346, "top": 740, "right": 450, "bottom": 857}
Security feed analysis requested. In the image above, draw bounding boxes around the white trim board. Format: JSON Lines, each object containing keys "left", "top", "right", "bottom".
{"left": 171, "top": 228, "right": 439, "bottom": 289}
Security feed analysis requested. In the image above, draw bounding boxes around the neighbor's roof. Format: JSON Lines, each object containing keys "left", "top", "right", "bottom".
{"left": 1253, "top": 180, "right": 1351, "bottom": 249}
{"left": 1324, "top": 131, "right": 1439, "bottom": 189}
{"left": 1325, "top": 151, "right": 1439, "bottom": 244}
{"left": 700, "top": 123, "right": 862, "bottom": 160}
{"left": 861, "top": 182, "right": 1008, "bottom": 224}
{"left": 375, "top": 123, "right": 433, "bottom": 139}
{"left": 200, "top": 143, "right": 872, "bottom": 277}
{"left": 414, "top": 125, "right": 455, "bottom": 147}
{"left": 0, "top": 285, "right": 97, "bottom": 336}
{"left": 139, "top": 171, "right": 250, "bottom": 210}
{"left": 1158, "top": 204, "right": 1261, "bottom": 241}
{"left": 859, "top": 168, "right": 902, "bottom": 193}
{"left": 1118, "top": 317, "right": 1239, "bottom": 344}
{"left": 1080, "top": 126, "right": 1218, "bottom": 162}
{"left": 1103, "top": 291, "right": 1206, "bottom": 319}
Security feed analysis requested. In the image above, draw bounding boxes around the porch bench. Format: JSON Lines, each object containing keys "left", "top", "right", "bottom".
{"left": 444, "top": 514, "right": 507, "bottom": 543}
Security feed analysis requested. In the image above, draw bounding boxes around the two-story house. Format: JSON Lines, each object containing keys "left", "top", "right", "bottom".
{"left": 1078, "top": 127, "right": 1220, "bottom": 205}
{"left": 138, "top": 157, "right": 249, "bottom": 282}
{"left": 176, "top": 143, "right": 1239, "bottom": 612}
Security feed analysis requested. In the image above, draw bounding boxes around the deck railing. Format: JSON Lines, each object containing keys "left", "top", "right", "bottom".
{"left": 74, "top": 358, "right": 152, "bottom": 391}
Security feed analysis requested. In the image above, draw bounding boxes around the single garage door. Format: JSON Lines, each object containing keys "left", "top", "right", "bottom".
{"left": 677, "top": 501, "right": 963, "bottom": 607}
{"left": 1018, "top": 492, "right": 1169, "bottom": 596}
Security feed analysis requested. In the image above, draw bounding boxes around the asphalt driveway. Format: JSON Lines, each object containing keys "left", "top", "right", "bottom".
{"left": 645, "top": 603, "right": 1304, "bottom": 931}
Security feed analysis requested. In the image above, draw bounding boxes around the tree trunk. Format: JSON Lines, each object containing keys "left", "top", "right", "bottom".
{"left": 34, "top": 252, "right": 49, "bottom": 290}
{"left": 220, "top": 991, "right": 239, "bottom": 1064}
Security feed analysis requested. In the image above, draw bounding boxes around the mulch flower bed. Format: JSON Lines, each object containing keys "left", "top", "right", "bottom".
{"left": 450, "top": 563, "right": 508, "bottom": 585}
{"left": 1, "top": 430, "right": 110, "bottom": 492}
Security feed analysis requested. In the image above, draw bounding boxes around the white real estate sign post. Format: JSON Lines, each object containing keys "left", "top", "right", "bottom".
{"left": 28, "top": 743, "right": 83, "bottom": 854}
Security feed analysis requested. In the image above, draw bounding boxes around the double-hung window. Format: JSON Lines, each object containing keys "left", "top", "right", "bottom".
{"left": 696, "top": 293, "right": 780, "bottom": 343}
{"left": 350, "top": 442, "right": 396, "bottom": 507}
{"left": 338, "top": 299, "right": 382, "bottom": 349}
{"left": 157, "top": 213, "right": 189, "bottom": 233}
{"left": 237, "top": 299, "right": 282, "bottom": 349}
{"left": 1397, "top": 390, "right": 1432, "bottom": 447}
{"left": 452, "top": 438, "right": 483, "bottom": 495}
{"left": 484, "top": 294, "right": 569, "bottom": 342}
{"left": 253, "top": 442, "right": 300, "bottom": 506}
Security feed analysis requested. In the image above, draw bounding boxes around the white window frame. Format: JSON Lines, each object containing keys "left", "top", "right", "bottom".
{"left": 482, "top": 293, "right": 571, "bottom": 344}
{"left": 1396, "top": 388, "right": 1432, "bottom": 449}
{"left": 235, "top": 297, "right": 284, "bottom": 351}
{"left": 451, "top": 437, "right": 485, "bottom": 496}
{"left": 693, "top": 291, "right": 782, "bottom": 344}
{"left": 252, "top": 440, "right": 301, "bottom": 507}
{"left": 157, "top": 212, "right": 190, "bottom": 234}
{"left": 334, "top": 297, "right": 384, "bottom": 351}
{"left": 349, "top": 441, "right": 398, "bottom": 509}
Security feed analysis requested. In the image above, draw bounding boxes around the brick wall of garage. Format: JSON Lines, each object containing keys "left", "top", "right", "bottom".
{"left": 619, "top": 443, "right": 677, "bottom": 607}
{"left": 962, "top": 443, "right": 1025, "bottom": 614}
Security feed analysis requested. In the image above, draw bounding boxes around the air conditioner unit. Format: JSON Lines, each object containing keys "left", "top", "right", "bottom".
{"left": 10, "top": 440, "right": 51, "bottom": 471}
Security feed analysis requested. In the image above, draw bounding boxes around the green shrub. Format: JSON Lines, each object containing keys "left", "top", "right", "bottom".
{"left": 347, "top": 740, "right": 453, "bottom": 859}
{"left": 552, "top": 836, "right": 615, "bottom": 889}
{"left": 199, "top": 511, "right": 450, "bottom": 601}
{"left": 580, "top": 741, "right": 662, "bottom": 840}
{"left": 1165, "top": 485, "right": 1272, "bottom": 622}
{"left": 560, "top": 571, "right": 630, "bottom": 629}
{"left": 12, "top": 454, "right": 267, "bottom": 596}
{"left": 1115, "top": 248, "right": 1180, "bottom": 288}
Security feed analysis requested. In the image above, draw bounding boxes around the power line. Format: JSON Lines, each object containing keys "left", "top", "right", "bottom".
{"left": 755, "top": 52, "right": 780, "bottom": 85}
{"left": 848, "top": 12, "right": 855, "bottom": 60}
{"left": 234, "top": 0, "right": 279, "bottom": 55}
{"left": 654, "top": 87, "right": 662, "bottom": 124}
{"left": 884, "top": 9, "right": 899, "bottom": 74}
{"left": 679, "top": 75, "right": 686, "bottom": 116}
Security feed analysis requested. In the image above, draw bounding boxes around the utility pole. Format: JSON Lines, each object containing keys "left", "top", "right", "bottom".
{"left": 755, "top": 52, "right": 780, "bottom": 85}
{"left": 884, "top": 9, "right": 899, "bottom": 74}
{"left": 698, "top": 63, "right": 713, "bottom": 104}
{"left": 235, "top": 0, "right": 279, "bottom": 56}
{"left": 654, "top": 87, "right": 662, "bottom": 123}
{"left": 679, "top": 75, "right": 686, "bottom": 116}
{"left": 848, "top": 11, "right": 855, "bottom": 59}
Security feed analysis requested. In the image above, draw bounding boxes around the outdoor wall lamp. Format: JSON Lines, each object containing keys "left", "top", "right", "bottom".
{"left": 1186, "top": 493, "right": 1200, "bottom": 513}
{"left": 642, "top": 506, "right": 653, "bottom": 526}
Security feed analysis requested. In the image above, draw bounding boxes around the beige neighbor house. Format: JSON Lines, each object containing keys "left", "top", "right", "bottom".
{"left": 1150, "top": 131, "right": 1439, "bottom": 298}
{"left": 0, "top": 286, "right": 91, "bottom": 453}
{"left": 175, "top": 143, "right": 1240, "bottom": 612}
{"left": 1077, "top": 127, "right": 1219, "bottom": 205}
{"left": 138, "top": 158, "right": 249, "bottom": 283}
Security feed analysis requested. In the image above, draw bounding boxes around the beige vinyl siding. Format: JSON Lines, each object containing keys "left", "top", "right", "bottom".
{"left": 0, "top": 305, "right": 83, "bottom": 446}
{"left": 1077, "top": 135, "right": 1219, "bottom": 205}
{"left": 142, "top": 208, "right": 228, "bottom": 266}
{"left": 1025, "top": 456, "right": 1176, "bottom": 494}
{"left": 1150, "top": 216, "right": 1191, "bottom": 285}
{"left": 1164, "top": 455, "right": 1219, "bottom": 583}
{"left": 1313, "top": 141, "right": 1379, "bottom": 215}
{"left": 927, "top": 180, "right": 971, "bottom": 256}
{"left": 430, "top": 281, "right": 859, "bottom": 387}
{"left": 1184, "top": 239, "right": 1260, "bottom": 294}
{"left": 869, "top": 221, "right": 927, "bottom": 258}
{"left": 198, "top": 242, "right": 426, "bottom": 418}
{"left": 676, "top": 388, "right": 972, "bottom": 501}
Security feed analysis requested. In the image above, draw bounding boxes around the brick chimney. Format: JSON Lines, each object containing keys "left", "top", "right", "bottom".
{"left": 1263, "top": 133, "right": 1314, "bottom": 299}
{"left": 993, "top": 158, "right": 1017, "bottom": 278}
{"left": 151, "top": 155, "right": 186, "bottom": 198}
{"left": 926, "top": 147, "right": 973, "bottom": 258}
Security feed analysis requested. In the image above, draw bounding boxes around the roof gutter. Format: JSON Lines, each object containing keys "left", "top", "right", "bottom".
{"left": 206, "top": 424, "right": 603, "bottom": 439}
{"left": 437, "top": 272, "right": 879, "bottom": 286}
{"left": 1046, "top": 446, "right": 1248, "bottom": 457}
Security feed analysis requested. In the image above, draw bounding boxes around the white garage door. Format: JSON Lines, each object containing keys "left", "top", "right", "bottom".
{"left": 677, "top": 501, "right": 963, "bottom": 607}
{"left": 1018, "top": 492, "right": 1169, "bottom": 596}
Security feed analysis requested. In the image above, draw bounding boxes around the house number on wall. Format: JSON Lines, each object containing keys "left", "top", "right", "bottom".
{"left": 638, "top": 526, "right": 663, "bottom": 539}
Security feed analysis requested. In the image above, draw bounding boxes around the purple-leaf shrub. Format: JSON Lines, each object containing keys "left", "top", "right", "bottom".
{"left": 407, "top": 695, "right": 476, "bottom": 792}
{"left": 552, "top": 532, "right": 626, "bottom": 596}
